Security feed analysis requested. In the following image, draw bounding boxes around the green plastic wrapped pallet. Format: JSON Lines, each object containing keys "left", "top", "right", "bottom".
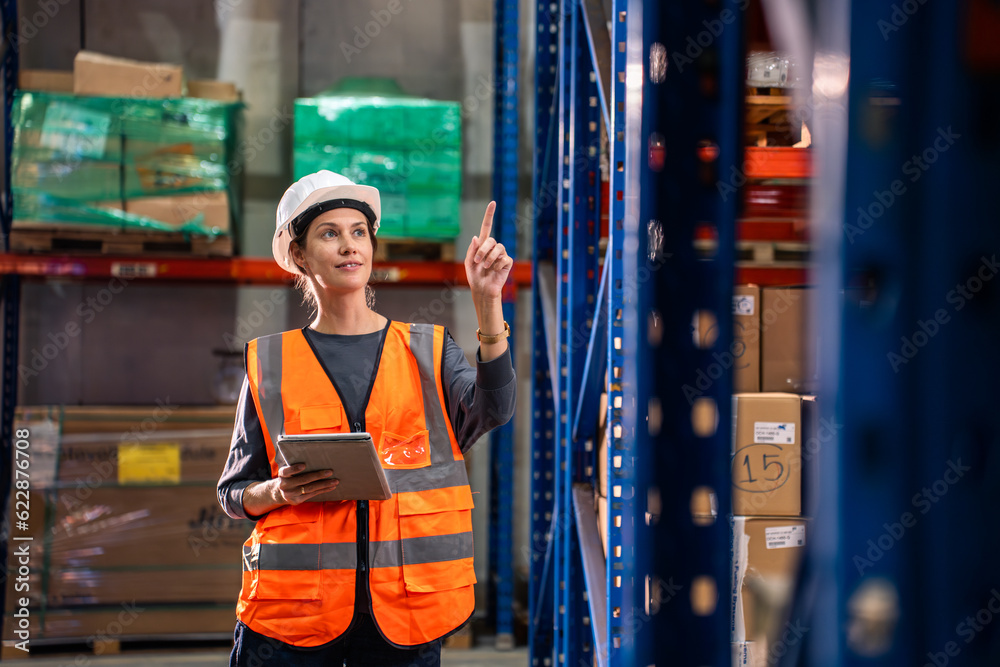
{"left": 11, "top": 91, "right": 244, "bottom": 235}
{"left": 293, "top": 78, "right": 461, "bottom": 239}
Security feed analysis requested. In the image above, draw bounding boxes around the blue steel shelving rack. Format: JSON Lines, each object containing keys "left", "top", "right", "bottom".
{"left": 0, "top": 0, "right": 19, "bottom": 629}
{"left": 489, "top": 0, "right": 519, "bottom": 650}
{"left": 552, "top": 0, "right": 601, "bottom": 664}
{"left": 528, "top": 0, "right": 559, "bottom": 662}
{"left": 529, "top": 0, "right": 740, "bottom": 664}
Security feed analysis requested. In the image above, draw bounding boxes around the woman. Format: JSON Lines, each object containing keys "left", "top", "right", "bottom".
{"left": 218, "top": 171, "right": 516, "bottom": 666}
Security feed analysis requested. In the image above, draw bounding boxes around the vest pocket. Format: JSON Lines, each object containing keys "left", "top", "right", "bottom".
{"left": 396, "top": 487, "right": 477, "bottom": 594}
{"left": 298, "top": 404, "right": 342, "bottom": 432}
{"left": 246, "top": 504, "right": 323, "bottom": 601}
{"left": 378, "top": 429, "right": 431, "bottom": 469}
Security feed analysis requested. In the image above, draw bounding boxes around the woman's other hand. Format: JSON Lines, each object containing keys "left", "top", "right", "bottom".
{"left": 242, "top": 465, "right": 339, "bottom": 516}
{"left": 275, "top": 464, "right": 340, "bottom": 505}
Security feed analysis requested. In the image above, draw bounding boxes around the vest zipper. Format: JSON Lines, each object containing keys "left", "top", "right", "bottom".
{"left": 354, "top": 421, "right": 368, "bottom": 592}
{"left": 354, "top": 419, "right": 378, "bottom": 616}
{"left": 300, "top": 323, "right": 391, "bottom": 621}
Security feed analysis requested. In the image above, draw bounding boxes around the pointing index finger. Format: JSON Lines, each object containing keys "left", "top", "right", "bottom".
{"left": 479, "top": 201, "right": 496, "bottom": 244}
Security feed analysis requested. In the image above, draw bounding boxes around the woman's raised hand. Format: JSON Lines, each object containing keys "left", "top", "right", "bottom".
{"left": 465, "top": 201, "right": 513, "bottom": 306}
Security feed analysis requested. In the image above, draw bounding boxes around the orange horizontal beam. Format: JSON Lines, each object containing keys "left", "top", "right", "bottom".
{"left": 744, "top": 147, "right": 812, "bottom": 180}
{"left": 0, "top": 254, "right": 533, "bottom": 287}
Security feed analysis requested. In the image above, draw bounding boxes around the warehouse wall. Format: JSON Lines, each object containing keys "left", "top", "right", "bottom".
{"left": 14, "top": 0, "right": 536, "bottom": 619}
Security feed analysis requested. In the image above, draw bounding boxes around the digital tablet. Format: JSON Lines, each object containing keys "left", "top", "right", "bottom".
{"left": 275, "top": 432, "right": 392, "bottom": 501}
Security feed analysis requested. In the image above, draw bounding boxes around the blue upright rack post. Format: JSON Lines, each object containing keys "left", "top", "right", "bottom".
{"left": 635, "top": 0, "right": 740, "bottom": 663}
{"left": 604, "top": 1, "right": 633, "bottom": 664}
{"left": 552, "top": 0, "right": 601, "bottom": 663}
{"left": 789, "top": 1, "right": 1000, "bottom": 665}
{"left": 489, "top": 0, "right": 520, "bottom": 649}
{"left": 529, "top": 0, "right": 560, "bottom": 663}
{"left": 0, "top": 0, "right": 20, "bottom": 630}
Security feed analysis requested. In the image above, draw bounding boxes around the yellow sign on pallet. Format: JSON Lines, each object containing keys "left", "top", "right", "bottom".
{"left": 117, "top": 442, "right": 181, "bottom": 484}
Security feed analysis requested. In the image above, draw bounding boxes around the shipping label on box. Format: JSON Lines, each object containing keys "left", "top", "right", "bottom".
{"left": 765, "top": 524, "right": 806, "bottom": 549}
{"left": 732, "top": 393, "right": 802, "bottom": 516}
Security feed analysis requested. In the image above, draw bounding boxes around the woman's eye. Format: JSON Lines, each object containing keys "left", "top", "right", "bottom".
{"left": 322, "top": 230, "right": 335, "bottom": 238}
{"left": 354, "top": 229, "right": 366, "bottom": 237}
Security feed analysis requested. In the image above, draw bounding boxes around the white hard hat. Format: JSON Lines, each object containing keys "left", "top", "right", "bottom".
{"left": 272, "top": 170, "right": 381, "bottom": 275}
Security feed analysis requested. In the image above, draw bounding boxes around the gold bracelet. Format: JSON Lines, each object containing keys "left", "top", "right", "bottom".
{"left": 476, "top": 321, "right": 510, "bottom": 344}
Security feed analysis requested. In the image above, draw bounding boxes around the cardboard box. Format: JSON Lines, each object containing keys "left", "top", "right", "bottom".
{"left": 733, "top": 285, "right": 761, "bottom": 392}
{"left": 18, "top": 69, "right": 74, "bottom": 92}
{"left": 14, "top": 485, "right": 250, "bottom": 571}
{"left": 731, "top": 393, "right": 802, "bottom": 516}
{"left": 731, "top": 517, "right": 806, "bottom": 645}
{"left": 188, "top": 79, "right": 240, "bottom": 102}
{"left": 691, "top": 285, "right": 760, "bottom": 393}
{"left": 15, "top": 405, "right": 236, "bottom": 486}
{"left": 48, "top": 567, "right": 242, "bottom": 606}
{"left": 126, "top": 191, "right": 230, "bottom": 232}
{"left": 74, "top": 51, "right": 183, "bottom": 98}
{"left": 760, "top": 286, "right": 816, "bottom": 393}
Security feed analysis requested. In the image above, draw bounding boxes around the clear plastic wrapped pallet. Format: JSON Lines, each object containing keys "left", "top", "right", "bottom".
{"left": 11, "top": 92, "right": 244, "bottom": 236}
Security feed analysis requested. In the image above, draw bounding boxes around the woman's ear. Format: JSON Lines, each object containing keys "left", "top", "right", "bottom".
{"left": 289, "top": 240, "right": 309, "bottom": 274}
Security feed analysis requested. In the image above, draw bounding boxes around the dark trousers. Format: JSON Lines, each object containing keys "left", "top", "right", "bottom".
{"left": 230, "top": 614, "right": 442, "bottom": 667}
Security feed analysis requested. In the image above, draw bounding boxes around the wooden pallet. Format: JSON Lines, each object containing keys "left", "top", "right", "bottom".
{"left": 9, "top": 225, "right": 233, "bottom": 257}
{"left": 2, "top": 636, "right": 232, "bottom": 660}
{"left": 746, "top": 86, "right": 796, "bottom": 97}
{"left": 374, "top": 239, "right": 456, "bottom": 263}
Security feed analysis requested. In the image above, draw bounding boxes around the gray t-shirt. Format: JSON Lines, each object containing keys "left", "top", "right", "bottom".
{"left": 302, "top": 327, "right": 381, "bottom": 423}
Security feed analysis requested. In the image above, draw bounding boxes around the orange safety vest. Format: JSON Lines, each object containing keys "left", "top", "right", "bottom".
{"left": 236, "top": 321, "right": 476, "bottom": 647}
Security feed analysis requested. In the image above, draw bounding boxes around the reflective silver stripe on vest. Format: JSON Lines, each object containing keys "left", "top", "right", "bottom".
{"left": 255, "top": 334, "right": 285, "bottom": 453}
{"left": 400, "top": 531, "right": 474, "bottom": 566}
{"left": 243, "top": 543, "right": 357, "bottom": 571}
{"left": 407, "top": 323, "right": 455, "bottom": 466}
{"left": 370, "top": 532, "right": 475, "bottom": 569}
{"left": 384, "top": 463, "right": 470, "bottom": 494}
{"left": 244, "top": 533, "right": 472, "bottom": 572}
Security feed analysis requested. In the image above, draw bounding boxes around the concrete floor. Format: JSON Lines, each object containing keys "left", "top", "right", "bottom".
{"left": 13, "top": 647, "right": 528, "bottom": 666}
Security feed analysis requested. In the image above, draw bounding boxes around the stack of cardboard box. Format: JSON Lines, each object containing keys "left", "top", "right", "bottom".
{"left": 723, "top": 284, "right": 817, "bottom": 664}
{"left": 3, "top": 406, "right": 247, "bottom": 643}
{"left": 12, "top": 52, "right": 243, "bottom": 252}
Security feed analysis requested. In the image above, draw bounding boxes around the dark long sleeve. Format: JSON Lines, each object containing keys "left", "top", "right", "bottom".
{"left": 441, "top": 330, "right": 517, "bottom": 452}
{"left": 216, "top": 377, "right": 272, "bottom": 521}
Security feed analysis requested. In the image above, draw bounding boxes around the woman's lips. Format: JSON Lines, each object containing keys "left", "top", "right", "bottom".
{"left": 336, "top": 262, "right": 363, "bottom": 271}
